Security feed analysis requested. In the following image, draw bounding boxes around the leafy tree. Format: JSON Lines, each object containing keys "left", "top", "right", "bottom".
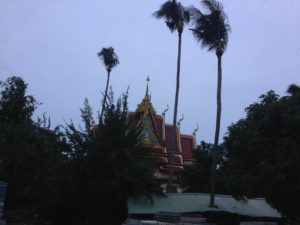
{"left": 97, "top": 47, "right": 119, "bottom": 124}
{"left": 0, "top": 76, "right": 69, "bottom": 224}
{"left": 88, "top": 89, "right": 160, "bottom": 224}
{"left": 0, "top": 76, "right": 37, "bottom": 124}
{"left": 153, "top": 0, "right": 190, "bottom": 190}
{"left": 223, "top": 86, "right": 300, "bottom": 221}
{"left": 65, "top": 98, "right": 94, "bottom": 160}
{"left": 189, "top": 0, "right": 230, "bottom": 206}
{"left": 180, "top": 142, "right": 213, "bottom": 192}
{"left": 0, "top": 77, "right": 159, "bottom": 225}
{"left": 287, "top": 83, "right": 300, "bottom": 96}
{"left": 63, "top": 89, "right": 160, "bottom": 225}
{"left": 180, "top": 141, "right": 227, "bottom": 194}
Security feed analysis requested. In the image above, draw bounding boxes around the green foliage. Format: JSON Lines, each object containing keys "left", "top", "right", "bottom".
{"left": 153, "top": 0, "right": 190, "bottom": 33}
{"left": 180, "top": 142, "right": 212, "bottom": 192}
{"left": 0, "top": 76, "right": 69, "bottom": 224}
{"left": 190, "top": 0, "right": 230, "bottom": 55}
{"left": 0, "top": 76, "right": 37, "bottom": 124}
{"left": 180, "top": 141, "right": 226, "bottom": 193}
{"left": 63, "top": 89, "right": 160, "bottom": 225}
{"left": 97, "top": 47, "right": 119, "bottom": 73}
{"left": 223, "top": 86, "right": 300, "bottom": 220}
{"left": 0, "top": 76, "right": 159, "bottom": 225}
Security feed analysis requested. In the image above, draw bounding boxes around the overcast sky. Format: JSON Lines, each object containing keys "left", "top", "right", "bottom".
{"left": 0, "top": 0, "right": 299, "bottom": 143}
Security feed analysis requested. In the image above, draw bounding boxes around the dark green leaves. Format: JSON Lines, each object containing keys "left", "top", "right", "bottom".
{"left": 0, "top": 76, "right": 69, "bottom": 224}
{"left": 0, "top": 77, "right": 159, "bottom": 224}
{"left": 153, "top": 0, "right": 190, "bottom": 33}
{"left": 224, "top": 87, "right": 300, "bottom": 220}
{"left": 0, "top": 76, "right": 38, "bottom": 124}
{"left": 97, "top": 47, "right": 119, "bottom": 72}
{"left": 190, "top": 0, "right": 230, "bottom": 54}
{"left": 64, "top": 89, "right": 160, "bottom": 224}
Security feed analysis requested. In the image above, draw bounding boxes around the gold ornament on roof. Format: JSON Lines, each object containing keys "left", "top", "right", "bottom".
{"left": 193, "top": 123, "right": 199, "bottom": 136}
{"left": 136, "top": 76, "right": 156, "bottom": 115}
{"left": 177, "top": 114, "right": 184, "bottom": 126}
{"left": 162, "top": 104, "right": 169, "bottom": 116}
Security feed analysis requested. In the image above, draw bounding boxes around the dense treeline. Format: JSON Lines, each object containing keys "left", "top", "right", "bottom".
{"left": 0, "top": 76, "right": 68, "bottom": 224}
{"left": 1, "top": 76, "right": 300, "bottom": 223}
{"left": 0, "top": 76, "right": 160, "bottom": 225}
{"left": 180, "top": 85, "right": 300, "bottom": 222}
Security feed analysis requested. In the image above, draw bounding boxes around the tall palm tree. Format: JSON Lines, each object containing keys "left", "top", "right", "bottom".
{"left": 190, "top": 0, "right": 230, "bottom": 206}
{"left": 153, "top": 0, "right": 190, "bottom": 191}
{"left": 97, "top": 47, "right": 119, "bottom": 123}
{"left": 287, "top": 84, "right": 300, "bottom": 96}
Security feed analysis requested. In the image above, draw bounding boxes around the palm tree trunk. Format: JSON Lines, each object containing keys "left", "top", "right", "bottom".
{"left": 168, "top": 32, "right": 182, "bottom": 191}
{"left": 210, "top": 54, "right": 222, "bottom": 207}
{"left": 100, "top": 71, "right": 111, "bottom": 124}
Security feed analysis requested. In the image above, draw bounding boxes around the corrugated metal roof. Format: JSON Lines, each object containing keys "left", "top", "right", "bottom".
{"left": 128, "top": 193, "right": 281, "bottom": 218}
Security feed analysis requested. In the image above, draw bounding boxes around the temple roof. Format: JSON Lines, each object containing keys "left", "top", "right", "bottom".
{"left": 127, "top": 86, "right": 196, "bottom": 174}
{"left": 135, "top": 94, "right": 156, "bottom": 115}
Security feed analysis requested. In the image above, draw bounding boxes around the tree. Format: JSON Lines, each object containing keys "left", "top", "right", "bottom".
{"left": 189, "top": 0, "right": 230, "bottom": 206}
{"left": 287, "top": 83, "right": 300, "bottom": 96}
{"left": 0, "top": 76, "right": 37, "bottom": 124}
{"left": 153, "top": 0, "right": 190, "bottom": 191}
{"left": 0, "top": 76, "right": 159, "bottom": 225}
{"left": 223, "top": 87, "right": 300, "bottom": 221}
{"left": 180, "top": 141, "right": 227, "bottom": 194}
{"left": 97, "top": 47, "right": 119, "bottom": 124}
{"left": 64, "top": 89, "right": 160, "bottom": 225}
{"left": 180, "top": 142, "right": 213, "bottom": 192}
{"left": 88, "top": 89, "right": 160, "bottom": 224}
{"left": 0, "top": 76, "right": 69, "bottom": 224}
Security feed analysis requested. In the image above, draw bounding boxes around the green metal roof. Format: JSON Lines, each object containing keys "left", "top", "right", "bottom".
{"left": 128, "top": 193, "right": 281, "bottom": 218}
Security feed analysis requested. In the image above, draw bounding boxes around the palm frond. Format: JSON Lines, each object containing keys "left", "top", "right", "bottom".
{"left": 189, "top": 0, "right": 230, "bottom": 54}
{"left": 153, "top": 0, "right": 190, "bottom": 33}
{"left": 97, "top": 47, "right": 119, "bottom": 71}
{"left": 188, "top": 5, "right": 202, "bottom": 20}
{"left": 166, "top": 21, "right": 177, "bottom": 32}
{"left": 202, "top": 0, "right": 223, "bottom": 15}
{"left": 287, "top": 84, "right": 300, "bottom": 95}
{"left": 183, "top": 7, "right": 190, "bottom": 23}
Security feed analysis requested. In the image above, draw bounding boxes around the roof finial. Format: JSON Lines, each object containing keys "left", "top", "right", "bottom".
{"left": 162, "top": 104, "right": 169, "bottom": 116}
{"left": 145, "top": 75, "right": 150, "bottom": 98}
{"left": 193, "top": 123, "right": 199, "bottom": 136}
{"left": 177, "top": 114, "right": 184, "bottom": 126}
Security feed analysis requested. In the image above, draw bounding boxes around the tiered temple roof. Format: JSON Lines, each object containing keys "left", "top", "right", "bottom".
{"left": 127, "top": 89, "right": 196, "bottom": 183}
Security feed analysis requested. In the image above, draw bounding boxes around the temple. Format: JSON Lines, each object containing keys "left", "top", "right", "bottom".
{"left": 127, "top": 78, "right": 196, "bottom": 189}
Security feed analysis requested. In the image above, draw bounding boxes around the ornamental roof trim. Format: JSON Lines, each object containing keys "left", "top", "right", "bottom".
{"left": 137, "top": 110, "right": 162, "bottom": 146}
{"left": 135, "top": 95, "right": 157, "bottom": 115}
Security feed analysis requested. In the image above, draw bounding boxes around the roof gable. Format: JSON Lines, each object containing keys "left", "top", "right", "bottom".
{"left": 138, "top": 110, "right": 162, "bottom": 146}
{"left": 181, "top": 135, "right": 196, "bottom": 163}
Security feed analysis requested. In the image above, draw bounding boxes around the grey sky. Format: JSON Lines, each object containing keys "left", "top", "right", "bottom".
{"left": 0, "top": 0, "right": 299, "bottom": 143}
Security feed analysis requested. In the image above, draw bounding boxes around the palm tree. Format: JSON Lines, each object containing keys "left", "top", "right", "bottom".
{"left": 153, "top": 0, "right": 190, "bottom": 191}
{"left": 190, "top": 0, "right": 230, "bottom": 206}
{"left": 287, "top": 84, "right": 300, "bottom": 96}
{"left": 97, "top": 47, "right": 119, "bottom": 123}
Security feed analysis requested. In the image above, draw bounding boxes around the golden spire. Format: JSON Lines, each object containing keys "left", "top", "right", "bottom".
{"left": 145, "top": 75, "right": 150, "bottom": 99}
{"left": 136, "top": 75, "right": 156, "bottom": 115}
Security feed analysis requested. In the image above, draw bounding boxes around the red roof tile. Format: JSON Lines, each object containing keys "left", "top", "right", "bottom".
{"left": 165, "top": 125, "right": 181, "bottom": 153}
{"left": 181, "top": 135, "right": 196, "bottom": 162}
